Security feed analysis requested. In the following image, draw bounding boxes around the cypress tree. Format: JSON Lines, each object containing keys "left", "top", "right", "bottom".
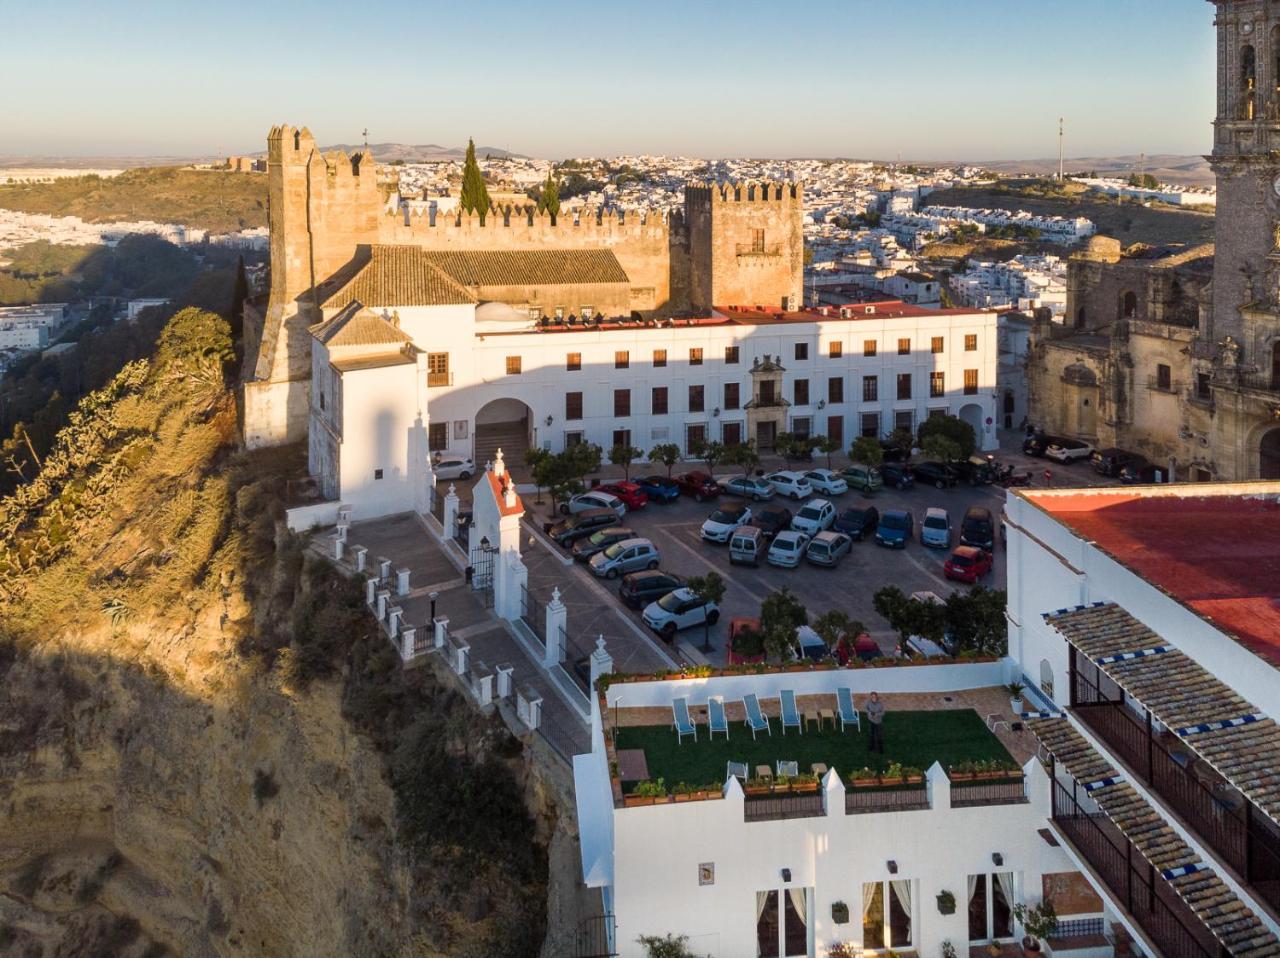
{"left": 537, "top": 170, "right": 560, "bottom": 220}
{"left": 459, "top": 138, "right": 491, "bottom": 223}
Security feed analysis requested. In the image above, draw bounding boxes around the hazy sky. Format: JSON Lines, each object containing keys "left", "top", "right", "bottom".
{"left": 1, "top": 0, "right": 1217, "bottom": 160}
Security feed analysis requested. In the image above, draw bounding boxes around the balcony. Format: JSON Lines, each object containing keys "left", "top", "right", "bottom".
{"left": 1071, "top": 663, "right": 1280, "bottom": 918}
{"left": 744, "top": 394, "right": 790, "bottom": 410}
{"left": 735, "top": 242, "right": 783, "bottom": 258}
{"left": 1234, "top": 370, "right": 1280, "bottom": 395}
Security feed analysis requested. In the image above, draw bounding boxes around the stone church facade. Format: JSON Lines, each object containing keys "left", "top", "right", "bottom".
{"left": 241, "top": 125, "right": 804, "bottom": 448}
{"left": 1028, "top": 0, "right": 1280, "bottom": 481}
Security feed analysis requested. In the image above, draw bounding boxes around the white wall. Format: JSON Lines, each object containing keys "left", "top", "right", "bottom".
{"left": 333, "top": 360, "right": 427, "bottom": 520}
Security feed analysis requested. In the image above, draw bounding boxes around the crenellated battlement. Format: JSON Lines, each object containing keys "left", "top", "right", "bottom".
{"left": 685, "top": 180, "right": 804, "bottom": 205}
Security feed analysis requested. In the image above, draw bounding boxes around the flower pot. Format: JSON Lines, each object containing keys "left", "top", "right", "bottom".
{"left": 905, "top": 774, "right": 924, "bottom": 785}
{"left": 745, "top": 785, "right": 771, "bottom": 796}
{"left": 1021, "top": 938, "right": 1042, "bottom": 958}
{"left": 792, "top": 781, "right": 819, "bottom": 793}
{"left": 852, "top": 778, "right": 879, "bottom": 788}
{"left": 1010, "top": 697, "right": 1023, "bottom": 714}
{"left": 936, "top": 893, "right": 956, "bottom": 916}
{"left": 624, "top": 795, "right": 655, "bottom": 807}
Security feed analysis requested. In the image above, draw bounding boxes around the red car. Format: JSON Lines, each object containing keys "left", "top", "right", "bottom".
{"left": 596, "top": 481, "right": 648, "bottom": 510}
{"left": 673, "top": 470, "right": 722, "bottom": 502}
{"left": 944, "top": 545, "right": 993, "bottom": 584}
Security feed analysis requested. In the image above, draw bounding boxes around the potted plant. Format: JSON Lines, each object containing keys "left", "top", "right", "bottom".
{"left": 830, "top": 900, "right": 850, "bottom": 925}
{"left": 627, "top": 778, "right": 668, "bottom": 806}
{"left": 936, "top": 890, "right": 956, "bottom": 915}
{"left": 1012, "top": 901, "right": 1058, "bottom": 956}
{"left": 903, "top": 765, "right": 925, "bottom": 785}
{"left": 791, "top": 772, "right": 820, "bottom": 793}
{"left": 949, "top": 760, "right": 976, "bottom": 782}
{"left": 850, "top": 766, "right": 879, "bottom": 787}
{"left": 941, "top": 941, "right": 958, "bottom": 958}
{"left": 883, "top": 761, "right": 907, "bottom": 785}
{"left": 745, "top": 776, "right": 773, "bottom": 796}
{"left": 827, "top": 943, "right": 856, "bottom": 958}
{"left": 1006, "top": 681, "right": 1026, "bottom": 714}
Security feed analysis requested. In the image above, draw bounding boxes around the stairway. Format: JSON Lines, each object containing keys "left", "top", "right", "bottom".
{"left": 473, "top": 420, "right": 529, "bottom": 472}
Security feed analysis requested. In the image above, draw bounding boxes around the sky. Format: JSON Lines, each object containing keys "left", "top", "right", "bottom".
{"left": 0, "top": 0, "right": 1218, "bottom": 161}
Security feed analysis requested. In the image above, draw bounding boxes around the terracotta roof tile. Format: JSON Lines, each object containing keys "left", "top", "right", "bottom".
{"left": 309, "top": 302, "right": 413, "bottom": 347}
{"left": 322, "top": 246, "right": 477, "bottom": 308}
{"left": 423, "top": 248, "right": 630, "bottom": 288}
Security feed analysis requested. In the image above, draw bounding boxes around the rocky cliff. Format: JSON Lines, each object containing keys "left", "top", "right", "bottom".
{"left": 0, "top": 309, "right": 549, "bottom": 957}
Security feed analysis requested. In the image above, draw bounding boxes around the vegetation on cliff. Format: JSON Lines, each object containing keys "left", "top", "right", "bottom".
{"left": 0, "top": 303, "right": 548, "bottom": 956}
{"left": 0, "top": 166, "right": 267, "bottom": 232}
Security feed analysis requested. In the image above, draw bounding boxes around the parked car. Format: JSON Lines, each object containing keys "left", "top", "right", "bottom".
{"left": 959, "top": 506, "right": 996, "bottom": 551}
{"left": 589, "top": 538, "right": 660, "bottom": 578}
{"left": 840, "top": 463, "right": 884, "bottom": 494}
{"left": 833, "top": 505, "right": 879, "bottom": 540}
{"left": 879, "top": 439, "right": 910, "bottom": 463}
{"left": 1022, "top": 433, "right": 1066, "bottom": 457}
{"left": 802, "top": 468, "right": 849, "bottom": 496}
{"left": 700, "top": 503, "right": 752, "bottom": 542}
{"left": 791, "top": 498, "right": 837, "bottom": 536}
{"left": 912, "top": 461, "right": 959, "bottom": 489}
{"left": 1045, "top": 438, "right": 1094, "bottom": 464}
{"left": 951, "top": 456, "right": 995, "bottom": 486}
{"left": 904, "top": 591, "right": 958, "bottom": 658}
{"left": 643, "top": 588, "right": 720, "bottom": 641}
{"left": 875, "top": 509, "right": 914, "bottom": 548}
{"left": 878, "top": 462, "right": 914, "bottom": 490}
{"left": 726, "top": 616, "right": 765, "bottom": 665}
{"left": 765, "top": 470, "right": 814, "bottom": 500}
{"left": 944, "top": 545, "right": 994, "bottom": 584}
{"left": 618, "top": 569, "right": 685, "bottom": 609}
{"left": 1091, "top": 448, "right": 1146, "bottom": 477}
{"left": 748, "top": 505, "right": 793, "bottom": 539}
{"left": 723, "top": 475, "right": 776, "bottom": 501}
{"left": 921, "top": 506, "right": 952, "bottom": 549}
{"left": 548, "top": 508, "right": 618, "bottom": 546}
{"left": 560, "top": 490, "right": 626, "bottom": 518}
{"left": 729, "top": 525, "right": 767, "bottom": 566}
{"left": 767, "top": 530, "right": 811, "bottom": 568}
{"left": 632, "top": 475, "right": 681, "bottom": 503}
{"left": 570, "top": 526, "right": 635, "bottom": 562}
{"left": 1119, "top": 462, "right": 1170, "bottom": 484}
{"left": 432, "top": 455, "right": 475, "bottom": 480}
{"left": 673, "top": 470, "right": 722, "bottom": 501}
{"left": 806, "top": 530, "right": 852, "bottom": 568}
{"left": 793, "top": 624, "right": 833, "bottom": 662}
{"left": 595, "top": 481, "right": 648, "bottom": 510}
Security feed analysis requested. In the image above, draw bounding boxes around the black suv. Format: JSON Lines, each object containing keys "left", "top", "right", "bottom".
{"left": 749, "top": 505, "right": 793, "bottom": 539}
{"left": 1091, "top": 448, "right": 1146, "bottom": 477}
{"left": 833, "top": 505, "right": 880, "bottom": 540}
{"left": 959, "top": 506, "right": 996, "bottom": 551}
{"left": 879, "top": 462, "right": 915, "bottom": 490}
{"left": 618, "top": 570, "right": 685, "bottom": 609}
{"left": 548, "top": 508, "right": 618, "bottom": 546}
{"left": 912, "top": 461, "right": 959, "bottom": 489}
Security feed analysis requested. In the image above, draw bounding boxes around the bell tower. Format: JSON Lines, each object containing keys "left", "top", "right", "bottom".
{"left": 1209, "top": 0, "right": 1280, "bottom": 339}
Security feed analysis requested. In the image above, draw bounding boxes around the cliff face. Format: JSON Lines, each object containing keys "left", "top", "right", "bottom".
{"left": 0, "top": 309, "right": 548, "bottom": 957}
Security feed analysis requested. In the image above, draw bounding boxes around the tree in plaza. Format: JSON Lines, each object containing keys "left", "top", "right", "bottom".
{"left": 524, "top": 446, "right": 551, "bottom": 503}
{"left": 565, "top": 440, "right": 602, "bottom": 483}
{"left": 536, "top": 169, "right": 561, "bottom": 219}
{"left": 872, "top": 586, "right": 945, "bottom": 650}
{"left": 886, "top": 427, "right": 916, "bottom": 461}
{"left": 917, "top": 413, "right": 976, "bottom": 461}
{"left": 538, "top": 442, "right": 602, "bottom": 512}
{"left": 760, "top": 587, "right": 808, "bottom": 661}
{"left": 848, "top": 436, "right": 884, "bottom": 468}
{"left": 689, "top": 438, "right": 724, "bottom": 477}
{"left": 812, "top": 609, "right": 863, "bottom": 655}
{"left": 608, "top": 442, "right": 644, "bottom": 480}
{"left": 773, "top": 431, "right": 801, "bottom": 464}
{"left": 921, "top": 433, "right": 963, "bottom": 465}
{"left": 944, "top": 586, "right": 1008, "bottom": 657}
{"left": 722, "top": 439, "right": 759, "bottom": 477}
{"left": 459, "top": 138, "right": 492, "bottom": 224}
{"left": 647, "top": 442, "right": 681, "bottom": 477}
{"left": 686, "top": 571, "right": 726, "bottom": 652}
{"left": 814, "top": 434, "right": 841, "bottom": 469}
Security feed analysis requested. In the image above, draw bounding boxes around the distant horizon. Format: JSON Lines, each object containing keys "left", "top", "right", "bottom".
{"left": 3, "top": 0, "right": 1216, "bottom": 160}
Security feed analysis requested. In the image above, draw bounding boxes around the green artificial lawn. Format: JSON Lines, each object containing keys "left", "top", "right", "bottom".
{"left": 614, "top": 708, "right": 1014, "bottom": 793}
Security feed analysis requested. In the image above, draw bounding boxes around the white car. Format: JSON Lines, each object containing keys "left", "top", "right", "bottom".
{"left": 803, "top": 469, "right": 848, "bottom": 497}
{"left": 766, "top": 470, "right": 813, "bottom": 500}
{"left": 767, "top": 530, "right": 810, "bottom": 568}
{"left": 1044, "top": 438, "right": 1094, "bottom": 463}
{"left": 560, "top": 490, "right": 626, "bottom": 518}
{"left": 432, "top": 456, "right": 475, "bottom": 480}
{"left": 791, "top": 498, "right": 837, "bottom": 536}
{"left": 701, "top": 503, "right": 752, "bottom": 543}
{"left": 643, "top": 588, "right": 720, "bottom": 640}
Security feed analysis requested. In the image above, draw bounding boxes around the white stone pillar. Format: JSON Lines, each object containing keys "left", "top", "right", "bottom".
{"left": 353, "top": 546, "right": 368, "bottom": 573}
{"left": 543, "top": 588, "right": 566, "bottom": 668}
{"left": 330, "top": 533, "right": 344, "bottom": 561}
{"left": 496, "top": 552, "right": 527, "bottom": 622}
{"left": 452, "top": 638, "right": 470, "bottom": 676}
{"left": 375, "top": 589, "right": 390, "bottom": 622}
{"left": 377, "top": 557, "right": 392, "bottom": 583}
{"left": 365, "top": 577, "right": 377, "bottom": 606}
{"left": 822, "top": 766, "right": 846, "bottom": 817}
{"left": 400, "top": 626, "right": 416, "bottom": 662}
{"left": 471, "top": 662, "right": 493, "bottom": 707}
{"left": 434, "top": 616, "right": 449, "bottom": 649}
{"left": 337, "top": 503, "right": 352, "bottom": 524}
{"left": 335, "top": 522, "right": 349, "bottom": 542}
{"left": 387, "top": 605, "right": 403, "bottom": 637}
{"left": 517, "top": 685, "right": 543, "bottom": 730}
{"left": 396, "top": 567, "right": 411, "bottom": 597}
{"left": 926, "top": 761, "right": 952, "bottom": 811}
{"left": 495, "top": 663, "right": 514, "bottom": 699}
{"left": 443, "top": 484, "right": 459, "bottom": 539}
{"left": 589, "top": 634, "right": 614, "bottom": 689}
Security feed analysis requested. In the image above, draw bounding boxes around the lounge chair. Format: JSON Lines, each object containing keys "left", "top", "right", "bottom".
{"left": 708, "top": 696, "right": 729, "bottom": 740}
{"left": 744, "top": 693, "right": 771, "bottom": 739}
{"left": 727, "top": 760, "right": 748, "bottom": 783}
{"left": 776, "top": 760, "right": 799, "bottom": 777}
{"left": 779, "top": 689, "right": 802, "bottom": 735}
{"left": 672, "top": 697, "right": 696, "bottom": 744}
{"left": 837, "top": 687, "right": 861, "bottom": 732}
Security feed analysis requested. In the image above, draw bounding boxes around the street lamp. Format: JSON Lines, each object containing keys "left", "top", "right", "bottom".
{"left": 429, "top": 591, "right": 439, "bottom": 620}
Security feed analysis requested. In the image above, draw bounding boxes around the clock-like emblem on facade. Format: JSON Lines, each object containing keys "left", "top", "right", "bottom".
{"left": 1243, "top": 20, "right": 1255, "bottom": 34}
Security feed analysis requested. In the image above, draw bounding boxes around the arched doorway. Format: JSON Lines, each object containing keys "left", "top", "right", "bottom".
{"left": 474, "top": 398, "right": 532, "bottom": 470}
{"left": 1262, "top": 427, "right": 1280, "bottom": 480}
{"left": 1002, "top": 391, "right": 1016, "bottom": 429}
{"left": 958, "top": 403, "right": 985, "bottom": 444}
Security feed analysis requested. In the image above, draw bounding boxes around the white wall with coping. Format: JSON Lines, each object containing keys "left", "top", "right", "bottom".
{"left": 285, "top": 500, "right": 343, "bottom": 533}
{"left": 602, "top": 659, "right": 1007, "bottom": 710}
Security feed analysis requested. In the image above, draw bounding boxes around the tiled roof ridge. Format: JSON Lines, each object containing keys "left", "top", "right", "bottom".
{"left": 309, "top": 301, "right": 413, "bottom": 347}
{"left": 322, "top": 246, "right": 478, "bottom": 309}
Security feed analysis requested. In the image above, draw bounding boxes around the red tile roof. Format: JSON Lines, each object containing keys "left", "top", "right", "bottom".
{"left": 486, "top": 471, "right": 524, "bottom": 517}
{"left": 1023, "top": 487, "right": 1280, "bottom": 667}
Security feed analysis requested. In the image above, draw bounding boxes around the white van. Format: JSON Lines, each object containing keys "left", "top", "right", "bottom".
{"left": 729, "top": 526, "right": 766, "bottom": 566}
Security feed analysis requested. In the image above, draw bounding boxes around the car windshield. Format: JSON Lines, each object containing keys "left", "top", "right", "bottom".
{"left": 657, "top": 591, "right": 686, "bottom": 612}
{"left": 809, "top": 542, "right": 828, "bottom": 554}
{"left": 965, "top": 520, "right": 992, "bottom": 535}
{"left": 843, "top": 510, "right": 866, "bottom": 522}
{"left": 799, "top": 507, "right": 821, "bottom": 520}
{"left": 882, "top": 514, "right": 909, "bottom": 530}
{"left": 709, "top": 509, "right": 739, "bottom": 523}
{"left": 588, "top": 530, "right": 612, "bottom": 545}
{"left": 865, "top": 467, "right": 881, "bottom": 479}
{"left": 775, "top": 538, "right": 798, "bottom": 552}
{"left": 925, "top": 516, "right": 947, "bottom": 530}
{"left": 603, "top": 542, "right": 627, "bottom": 560}
{"left": 950, "top": 553, "right": 973, "bottom": 567}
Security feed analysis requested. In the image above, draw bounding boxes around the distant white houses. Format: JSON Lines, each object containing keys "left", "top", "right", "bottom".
{"left": 0, "top": 303, "right": 69, "bottom": 352}
{"left": 883, "top": 208, "right": 1095, "bottom": 249}
{"left": 950, "top": 256, "right": 1067, "bottom": 315}
{"left": 1077, "top": 177, "right": 1216, "bottom": 208}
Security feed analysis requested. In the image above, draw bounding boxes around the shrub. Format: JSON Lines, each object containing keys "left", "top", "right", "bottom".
{"left": 253, "top": 769, "right": 279, "bottom": 807}
{"left": 637, "top": 934, "right": 708, "bottom": 958}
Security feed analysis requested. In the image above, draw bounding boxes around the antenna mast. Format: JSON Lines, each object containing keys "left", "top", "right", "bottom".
{"left": 1058, "top": 117, "right": 1064, "bottom": 180}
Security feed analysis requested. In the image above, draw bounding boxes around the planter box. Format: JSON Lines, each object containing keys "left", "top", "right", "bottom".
{"left": 851, "top": 778, "right": 880, "bottom": 788}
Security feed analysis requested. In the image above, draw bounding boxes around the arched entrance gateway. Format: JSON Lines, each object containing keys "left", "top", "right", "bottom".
{"left": 473, "top": 398, "right": 533, "bottom": 469}
{"left": 958, "top": 403, "right": 985, "bottom": 443}
{"left": 1262, "top": 427, "right": 1280, "bottom": 480}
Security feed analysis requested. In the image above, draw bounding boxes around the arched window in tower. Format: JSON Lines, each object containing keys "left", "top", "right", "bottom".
{"left": 1242, "top": 44, "right": 1258, "bottom": 119}
{"left": 1122, "top": 291, "right": 1138, "bottom": 319}
{"left": 1270, "top": 340, "right": 1280, "bottom": 389}
{"left": 1075, "top": 306, "right": 1086, "bottom": 330}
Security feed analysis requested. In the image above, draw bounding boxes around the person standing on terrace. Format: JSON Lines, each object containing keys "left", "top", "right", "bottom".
{"left": 867, "top": 692, "right": 886, "bottom": 754}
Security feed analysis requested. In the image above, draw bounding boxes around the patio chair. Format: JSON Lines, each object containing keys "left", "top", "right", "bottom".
{"left": 708, "top": 696, "right": 729, "bottom": 741}
{"left": 776, "top": 760, "right": 799, "bottom": 777}
{"left": 754, "top": 764, "right": 774, "bottom": 784}
{"left": 672, "top": 697, "right": 697, "bottom": 745}
{"left": 744, "top": 693, "right": 771, "bottom": 740}
{"left": 836, "top": 687, "right": 861, "bottom": 732}
{"left": 726, "top": 760, "right": 748, "bottom": 783}
{"left": 779, "top": 689, "right": 802, "bottom": 735}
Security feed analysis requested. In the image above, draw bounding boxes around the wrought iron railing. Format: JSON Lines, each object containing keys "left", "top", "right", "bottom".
{"left": 845, "top": 784, "right": 929, "bottom": 815}
{"left": 951, "top": 779, "right": 1028, "bottom": 808}
{"left": 744, "top": 792, "right": 825, "bottom": 822}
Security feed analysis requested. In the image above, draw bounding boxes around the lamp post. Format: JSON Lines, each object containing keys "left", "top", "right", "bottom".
{"left": 429, "top": 591, "right": 439, "bottom": 621}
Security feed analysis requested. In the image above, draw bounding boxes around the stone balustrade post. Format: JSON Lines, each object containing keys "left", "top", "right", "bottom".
{"left": 377, "top": 557, "right": 392, "bottom": 583}
{"left": 589, "top": 635, "right": 614, "bottom": 690}
{"left": 400, "top": 627, "right": 416, "bottom": 662}
{"left": 543, "top": 587, "right": 566, "bottom": 668}
{"left": 365, "top": 577, "right": 377, "bottom": 606}
{"left": 926, "top": 761, "right": 951, "bottom": 811}
{"left": 442, "top": 484, "right": 459, "bottom": 538}
{"left": 335, "top": 522, "right": 349, "bottom": 542}
{"left": 337, "top": 503, "right": 352, "bottom": 524}
{"left": 822, "top": 767, "right": 846, "bottom": 817}
{"left": 352, "top": 546, "right": 368, "bottom": 573}
{"left": 387, "top": 606, "right": 403, "bottom": 637}
{"left": 495, "top": 663, "right": 514, "bottom": 699}
{"left": 395, "top": 567, "right": 411, "bottom": 597}
{"left": 331, "top": 533, "right": 344, "bottom": 561}
{"left": 434, "top": 616, "right": 449, "bottom": 649}
{"left": 375, "top": 589, "right": 390, "bottom": 622}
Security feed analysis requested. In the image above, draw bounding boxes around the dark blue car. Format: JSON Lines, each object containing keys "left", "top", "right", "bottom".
{"left": 634, "top": 475, "right": 681, "bottom": 503}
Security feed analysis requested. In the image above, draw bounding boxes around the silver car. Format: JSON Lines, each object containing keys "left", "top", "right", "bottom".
{"left": 433, "top": 456, "right": 475, "bottom": 480}
{"left": 588, "top": 538, "right": 660, "bottom": 578}
{"left": 767, "top": 530, "right": 810, "bottom": 568}
{"left": 805, "top": 530, "right": 852, "bottom": 567}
